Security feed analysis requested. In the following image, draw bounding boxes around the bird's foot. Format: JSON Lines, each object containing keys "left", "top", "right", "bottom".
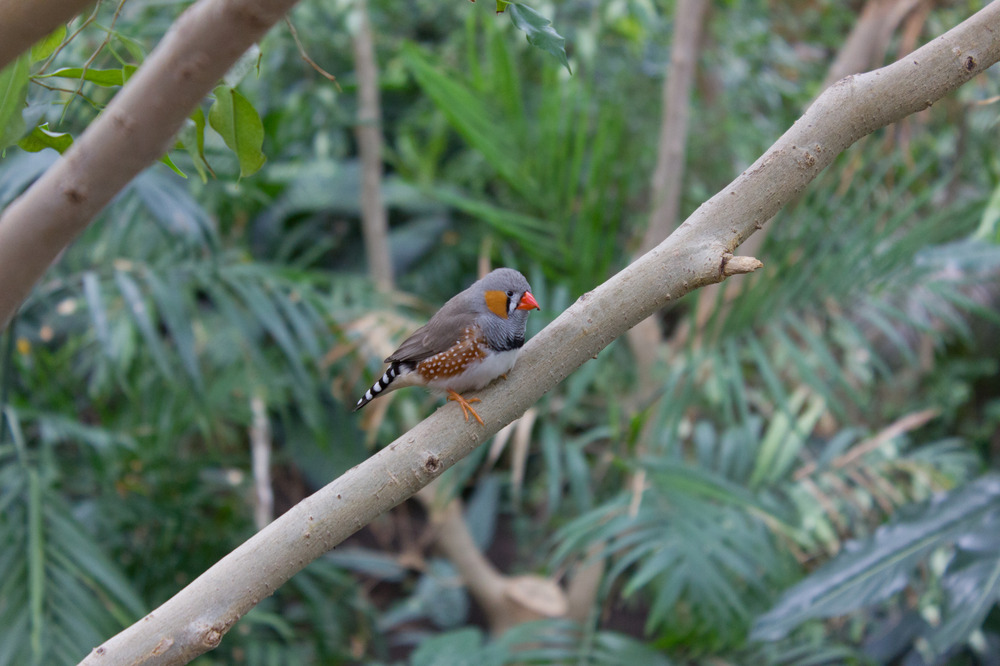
{"left": 446, "top": 390, "right": 484, "bottom": 426}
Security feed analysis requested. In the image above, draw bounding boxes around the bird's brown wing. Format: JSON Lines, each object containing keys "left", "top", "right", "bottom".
{"left": 384, "top": 297, "right": 477, "bottom": 364}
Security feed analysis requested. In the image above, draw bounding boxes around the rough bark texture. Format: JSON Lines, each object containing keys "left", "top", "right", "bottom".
{"left": 0, "top": 0, "right": 93, "bottom": 71}
{"left": 77, "top": 6, "right": 1000, "bottom": 663}
{"left": 0, "top": 0, "right": 302, "bottom": 331}
{"left": 352, "top": 0, "right": 394, "bottom": 291}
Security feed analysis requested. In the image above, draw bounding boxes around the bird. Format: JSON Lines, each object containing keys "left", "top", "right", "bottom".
{"left": 354, "top": 268, "right": 540, "bottom": 425}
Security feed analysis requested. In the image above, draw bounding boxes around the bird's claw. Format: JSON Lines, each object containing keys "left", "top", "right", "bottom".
{"left": 447, "top": 390, "right": 484, "bottom": 426}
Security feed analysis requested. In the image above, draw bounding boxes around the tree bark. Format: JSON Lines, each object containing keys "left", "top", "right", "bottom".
{"left": 0, "top": 0, "right": 93, "bottom": 71}
{"left": 352, "top": 0, "right": 393, "bottom": 291}
{"left": 0, "top": 0, "right": 302, "bottom": 332}
{"left": 77, "top": 5, "right": 1000, "bottom": 663}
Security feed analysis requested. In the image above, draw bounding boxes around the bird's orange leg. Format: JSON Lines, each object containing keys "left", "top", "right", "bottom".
{"left": 446, "top": 389, "right": 484, "bottom": 426}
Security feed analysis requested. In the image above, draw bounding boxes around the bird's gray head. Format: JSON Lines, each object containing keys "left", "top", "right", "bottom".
{"left": 474, "top": 268, "right": 539, "bottom": 350}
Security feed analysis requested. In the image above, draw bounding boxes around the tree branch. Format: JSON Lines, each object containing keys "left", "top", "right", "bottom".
{"left": 0, "top": 0, "right": 93, "bottom": 71}
{"left": 76, "top": 5, "right": 1000, "bottom": 663}
{"left": 352, "top": 0, "right": 393, "bottom": 291}
{"left": 0, "top": 0, "right": 302, "bottom": 332}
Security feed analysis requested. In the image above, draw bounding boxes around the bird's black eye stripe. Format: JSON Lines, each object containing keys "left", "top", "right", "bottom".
{"left": 506, "top": 290, "right": 518, "bottom": 315}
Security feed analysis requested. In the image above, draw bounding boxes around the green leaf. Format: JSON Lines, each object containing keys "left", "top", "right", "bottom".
{"left": 752, "top": 475, "right": 1000, "bottom": 641}
{"left": 208, "top": 84, "right": 266, "bottom": 178}
{"left": 30, "top": 25, "right": 67, "bottom": 63}
{"left": 404, "top": 45, "right": 537, "bottom": 199}
{"left": 430, "top": 186, "right": 554, "bottom": 251}
{"left": 503, "top": 3, "right": 570, "bottom": 73}
{"left": 143, "top": 268, "right": 202, "bottom": 388}
{"left": 82, "top": 271, "right": 113, "bottom": 359}
{"left": 926, "top": 556, "right": 1000, "bottom": 657}
{"left": 0, "top": 55, "right": 30, "bottom": 151}
{"left": 114, "top": 268, "right": 177, "bottom": 383}
{"left": 410, "top": 627, "right": 487, "bottom": 666}
{"left": 158, "top": 152, "right": 186, "bottom": 178}
{"left": 178, "top": 108, "right": 211, "bottom": 182}
{"left": 974, "top": 179, "right": 1000, "bottom": 242}
{"left": 17, "top": 123, "right": 73, "bottom": 153}
{"left": 27, "top": 470, "right": 43, "bottom": 660}
{"left": 41, "top": 67, "right": 124, "bottom": 87}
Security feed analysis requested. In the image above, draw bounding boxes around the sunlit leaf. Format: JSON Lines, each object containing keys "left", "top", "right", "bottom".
{"left": 17, "top": 123, "right": 73, "bottom": 154}
{"left": 30, "top": 26, "right": 67, "bottom": 63}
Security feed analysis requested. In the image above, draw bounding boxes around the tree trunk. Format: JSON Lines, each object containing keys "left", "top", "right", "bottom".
{"left": 352, "top": 0, "right": 393, "bottom": 291}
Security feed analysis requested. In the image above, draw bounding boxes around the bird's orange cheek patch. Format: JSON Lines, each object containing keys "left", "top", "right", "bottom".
{"left": 484, "top": 290, "right": 508, "bottom": 319}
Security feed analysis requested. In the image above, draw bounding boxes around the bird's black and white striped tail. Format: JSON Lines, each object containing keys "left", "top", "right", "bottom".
{"left": 354, "top": 363, "right": 401, "bottom": 411}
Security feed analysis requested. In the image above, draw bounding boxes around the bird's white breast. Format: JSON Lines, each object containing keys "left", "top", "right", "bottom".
{"left": 424, "top": 348, "right": 520, "bottom": 393}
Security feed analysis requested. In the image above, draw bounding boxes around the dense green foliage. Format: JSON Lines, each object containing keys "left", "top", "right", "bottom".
{"left": 2, "top": 0, "right": 1000, "bottom": 664}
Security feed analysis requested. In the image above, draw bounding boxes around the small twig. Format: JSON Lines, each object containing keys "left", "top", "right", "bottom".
{"left": 31, "top": 79, "right": 99, "bottom": 106}
{"left": 60, "top": 0, "right": 131, "bottom": 123}
{"left": 284, "top": 16, "right": 341, "bottom": 91}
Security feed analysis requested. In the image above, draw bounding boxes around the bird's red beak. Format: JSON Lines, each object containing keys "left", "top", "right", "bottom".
{"left": 517, "top": 291, "right": 540, "bottom": 311}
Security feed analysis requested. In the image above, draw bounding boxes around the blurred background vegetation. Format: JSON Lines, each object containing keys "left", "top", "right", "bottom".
{"left": 2, "top": 0, "right": 1000, "bottom": 664}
